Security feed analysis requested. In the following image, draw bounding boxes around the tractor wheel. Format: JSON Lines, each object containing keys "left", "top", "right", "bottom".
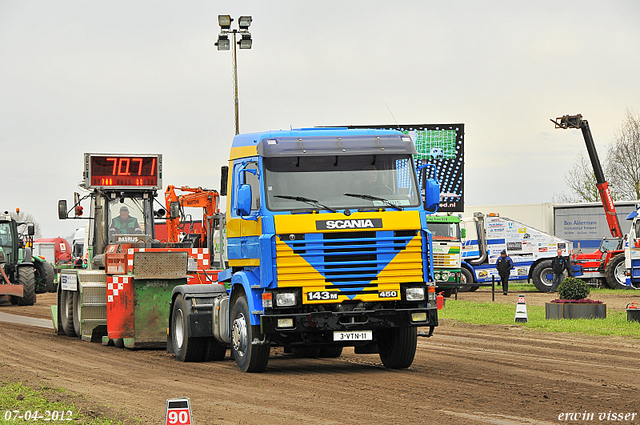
{"left": 35, "top": 262, "right": 56, "bottom": 293}
{"left": 60, "top": 290, "right": 76, "bottom": 337}
{"left": 318, "top": 346, "right": 343, "bottom": 358}
{"left": 72, "top": 290, "right": 81, "bottom": 337}
{"left": 377, "top": 326, "right": 418, "bottom": 369}
{"left": 17, "top": 267, "right": 36, "bottom": 306}
{"left": 231, "top": 295, "right": 270, "bottom": 372}
{"left": 458, "top": 268, "right": 476, "bottom": 292}
{"left": 605, "top": 254, "right": 631, "bottom": 290}
{"left": 171, "top": 294, "right": 206, "bottom": 362}
{"left": 531, "top": 260, "right": 554, "bottom": 293}
{"left": 113, "top": 338, "right": 125, "bottom": 348}
{"left": 43, "top": 263, "right": 56, "bottom": 293}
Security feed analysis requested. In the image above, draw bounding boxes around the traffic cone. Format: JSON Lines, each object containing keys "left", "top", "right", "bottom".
{"left": 514, "top": 294, "right": 528, "bottom": 323}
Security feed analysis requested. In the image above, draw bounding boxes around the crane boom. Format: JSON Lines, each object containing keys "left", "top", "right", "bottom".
{"left": 552, "top": 114, "right": 623, "bottom": 238}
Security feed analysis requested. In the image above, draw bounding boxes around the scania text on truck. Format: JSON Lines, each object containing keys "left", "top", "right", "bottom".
{"left": 167, "top": 128, "right": 441, "bottom": 372}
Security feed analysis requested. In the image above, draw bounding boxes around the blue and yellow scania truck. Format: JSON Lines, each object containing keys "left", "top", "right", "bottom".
{"left": 167, "top": 128, "right": 440, "bottom": 372}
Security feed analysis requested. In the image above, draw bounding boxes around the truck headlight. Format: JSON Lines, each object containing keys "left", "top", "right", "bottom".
{"left": 275, "top": 292, "right": 297, "bottom": 307}
{"left": 441, "top": 271, "right": 450, "bottom": 280}
{"left": 405, "top": 287, "right": 425, "bottom": 301}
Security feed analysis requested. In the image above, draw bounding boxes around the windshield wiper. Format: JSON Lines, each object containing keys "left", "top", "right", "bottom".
{"left": 343, "top": 193, "right": 402, "bottom": 211}
{"left": 274, "top": 195, "right": 336, "bottom": 213}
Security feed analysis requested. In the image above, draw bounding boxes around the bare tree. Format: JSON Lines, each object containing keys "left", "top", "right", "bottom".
{"left": 606, "top": 110, "right": 640, "bottom": 201}
{"left": 10, "top": 211, "right": 43, "bottom": 239}
{"left": 560, "top": 152, "right": 604, "bottom": 203}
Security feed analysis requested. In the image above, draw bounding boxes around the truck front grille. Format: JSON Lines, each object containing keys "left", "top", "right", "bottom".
{"left": 276, "top": 230, "right": 423, "bottom": 293}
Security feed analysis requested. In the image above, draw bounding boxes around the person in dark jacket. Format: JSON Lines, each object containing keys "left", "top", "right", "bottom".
{"left": 550, "top": 248, "right": 572, "bottom": 292}
{"left": 495, "top": 250, "right": 514, "bottom": 295}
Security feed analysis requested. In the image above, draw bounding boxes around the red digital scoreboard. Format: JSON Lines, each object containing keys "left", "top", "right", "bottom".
{"left": 84, "top": 154, "right": 162, "bottom": 189}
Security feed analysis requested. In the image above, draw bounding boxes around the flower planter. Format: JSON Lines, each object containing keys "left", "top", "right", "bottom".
{"left": 545, "top": 302, "right": 606, "bottom": 320}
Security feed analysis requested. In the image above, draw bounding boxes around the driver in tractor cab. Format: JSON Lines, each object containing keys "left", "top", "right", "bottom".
{"left": 110, "top": 205, "right": 142, "bottom": 235}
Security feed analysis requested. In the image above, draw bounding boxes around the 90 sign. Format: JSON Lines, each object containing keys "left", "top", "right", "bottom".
{"left": 86, "top": 154, "right": 162, "bottom": 189}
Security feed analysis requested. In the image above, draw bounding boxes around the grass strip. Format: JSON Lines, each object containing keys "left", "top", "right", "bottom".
{"left": 0, "top": 382, "right": 133, "bottom": 424}
{"left": 439, "top": 299, "right": 640, "bottom": 338}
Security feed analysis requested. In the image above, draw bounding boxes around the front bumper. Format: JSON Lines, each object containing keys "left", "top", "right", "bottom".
{"left": 260, "top": 307, "right": 438, "bottom": 335}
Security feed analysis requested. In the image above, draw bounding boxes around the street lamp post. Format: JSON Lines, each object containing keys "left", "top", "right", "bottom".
{"left": 214, "top": 15, "right": 253, "bottom": 135}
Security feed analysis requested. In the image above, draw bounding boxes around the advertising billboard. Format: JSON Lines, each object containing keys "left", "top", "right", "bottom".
{"left": 343, "top": 124, "right": 465, "bottom": 212}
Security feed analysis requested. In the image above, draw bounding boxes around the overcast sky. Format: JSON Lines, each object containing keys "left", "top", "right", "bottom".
{"left": 1, "top": 0, "right": 639, "bottom": 238}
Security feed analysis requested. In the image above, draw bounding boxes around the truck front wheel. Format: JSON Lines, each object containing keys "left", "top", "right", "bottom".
{"left": 531, "top": 260, "right": 554, "bottom": 292}
{"left": 171, "top": 294, "right": 206, "bottom": 362}
{"left": 231, "top": 295, "right": 270, "bottom": 373}
{"left": 605, "top": 255, "right": 629, "bottom": 290}
{"left": 377, "top": 326, "right": 417, "bottom": 369}
{"left": 458, "top": 267, "right": 477, "bottom": 292}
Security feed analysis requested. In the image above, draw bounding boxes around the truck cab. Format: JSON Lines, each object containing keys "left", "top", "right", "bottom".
{"left": 168, "top": 128, "right": 441, "bottom": 372}
{"left": 427, "top": 215, "right": 462, "bottom": 296}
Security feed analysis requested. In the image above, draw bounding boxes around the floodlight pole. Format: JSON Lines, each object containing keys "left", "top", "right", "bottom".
{"left": 231, "top": 30, "right": 239, "bottom": 135}
{"left": 215, "top": 15, "right": 252, "bottom": 136}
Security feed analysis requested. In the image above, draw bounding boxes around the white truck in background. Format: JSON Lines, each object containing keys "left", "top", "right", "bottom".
{"left": 460, "top": 212, "right": 574, "bottom": 292}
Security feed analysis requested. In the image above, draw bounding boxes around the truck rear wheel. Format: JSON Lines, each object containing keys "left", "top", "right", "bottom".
{"left": 291, "top": 346, "right": 321, "bottom": 358}
{"left": 605, "top": 255, "right": 630, "bottom": 290}
{"left": 532, "top": 260, "right": 554, "bottom": 293}
{"left": 377, "top": 326, "right": 417, "bottom": 369}
{"left": 60, "top": 290, "right": 76, "bottom": 337}
{"left": 203, "top": 337, "right": 227, "bottom": 361}
{"left": 171, "top": 294, "right": 206, "bottom": 362}
{"left": 318, "top": 346, "right": 343, "bottom": 358}
{"left": 231, "top": 295, "right": 270, "bottom": 373}
{"left": 17, "top": 267, "right": 36, "bottom": 306}
{"left": 458, "top": 268, "right": 477, "bottom": 292}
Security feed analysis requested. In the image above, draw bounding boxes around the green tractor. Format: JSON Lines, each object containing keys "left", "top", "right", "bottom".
{"left": 0, "top": 211, "right": 55, "bottom": 306}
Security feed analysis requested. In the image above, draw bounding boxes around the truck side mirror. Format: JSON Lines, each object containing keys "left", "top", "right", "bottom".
{"left": 27, "top": 224, "right": 35, "bottom": 236}
{"left": 424, "top": 179, "right": 440, "bottom": 212}
{"left": 237, "top": 184, "right": 252, "bottom": 216}
{"left": 220, "top": 165, "right": 229, "bottom": 197}
{"left": 58, "top": 200, "right": 68, "bottom": 220}
{"left": 170, "top": 201, "right": 180, "bottom": 220}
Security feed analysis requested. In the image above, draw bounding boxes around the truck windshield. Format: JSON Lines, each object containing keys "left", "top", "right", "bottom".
{"left": 263, "top": 154, "right": 420, "bottom": 211}
{"left": 429, "top": 222, "right": 460, "bottom": 241}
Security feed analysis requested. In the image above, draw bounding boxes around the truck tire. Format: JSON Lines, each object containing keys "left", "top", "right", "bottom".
{"left": 203, "top": 337, "right": 227, "bottom": 361}
{"left": 17, "top": 267, "right": 36, "bottom": 306}
{"left": 531, "top": 260, "right": 554, "bottom": 293}
{"left": 318, "top": 346, "right": 343, "bottom": 358}
{"left": 291, "top": 346, "right": 321, "bottom": 358}
{"left": 231, "top": 295, "right": 270, "bottom": 373}
{"left": 60, "top": 290, "right": 76, "bottom": 337}
{"left": 377, "top": 326, "right": 417, "bottom": 369}
{"left": 72, "top": 290, "right": 81, "bottom": 337}
{"left": 458, "top": 268, "right": 476, "bottom": 292}
{"left": 605, "top": 254, "right": 630, "bottom": 290}
{"left": 171, "top": 294, "right": 206, "bottom": 362}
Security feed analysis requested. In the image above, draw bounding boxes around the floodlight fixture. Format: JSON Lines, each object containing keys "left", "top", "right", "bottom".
{"left": 238, "top": 34, "right": 252, "bottom": 49}
{"left": 214, "top": 35, "right": 230, "bottom": 51}
{"left": 218, "top": 15, "right": 233, "bottom": 29}
{"left": 238, "top": 16, "right": 252, "bottom": 29}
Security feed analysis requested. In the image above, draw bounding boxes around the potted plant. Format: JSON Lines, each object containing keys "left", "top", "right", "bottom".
{"left": 545, "top": 277, "right": 606, "bottom": 319}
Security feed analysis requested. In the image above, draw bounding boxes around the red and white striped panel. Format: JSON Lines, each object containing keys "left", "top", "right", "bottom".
{"left": 125, "top": 247, "right": 210, "bottom": 270}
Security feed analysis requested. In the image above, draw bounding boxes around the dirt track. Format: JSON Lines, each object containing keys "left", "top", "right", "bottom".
{"left": 1, "top": 293, "right": 640, "bottom": 424}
